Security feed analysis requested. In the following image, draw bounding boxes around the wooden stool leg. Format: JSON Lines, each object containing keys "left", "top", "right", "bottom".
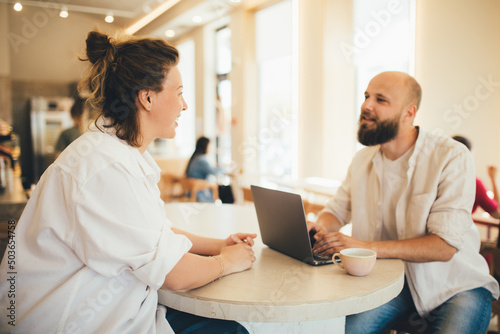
{"left": 492, "top": 301, "right": 500, "bottom": 334}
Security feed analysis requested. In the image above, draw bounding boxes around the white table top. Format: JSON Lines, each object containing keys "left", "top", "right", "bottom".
{"left": 159, "top": 203, "right": 404, "bottom": 323}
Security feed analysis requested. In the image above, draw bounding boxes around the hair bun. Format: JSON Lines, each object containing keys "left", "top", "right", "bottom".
{"left": 85, "top": 31, "right": 115, "bottom": 64}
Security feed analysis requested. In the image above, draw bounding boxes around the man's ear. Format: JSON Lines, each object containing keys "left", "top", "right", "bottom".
{"left": 405, "top": 104, "right": 417, "bottom": 121}
{"left": 138, "top": 89, "right": 152, "bottom": 111}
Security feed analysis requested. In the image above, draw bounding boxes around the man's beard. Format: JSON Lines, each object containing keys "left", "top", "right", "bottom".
{"left": 357, "top": 112, "right": 400, "bottom": 146}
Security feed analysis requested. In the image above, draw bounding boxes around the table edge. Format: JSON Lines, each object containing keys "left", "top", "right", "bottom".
{"left": 159, "top": 264, "right": 404, "bottom": 322}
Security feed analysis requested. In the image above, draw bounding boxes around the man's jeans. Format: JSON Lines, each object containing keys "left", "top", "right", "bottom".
{"left": 346, "top": 280, "right": 493, "bottom": 334}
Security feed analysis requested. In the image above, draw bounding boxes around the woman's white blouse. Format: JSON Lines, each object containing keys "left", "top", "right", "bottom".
{"left": 0, "top": 130, "right": 192, "bottom": 333}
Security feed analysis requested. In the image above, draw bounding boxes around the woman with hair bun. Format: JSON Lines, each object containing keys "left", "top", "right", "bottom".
{"left": 0, "top": 31, "right": 255, "bottom": 333}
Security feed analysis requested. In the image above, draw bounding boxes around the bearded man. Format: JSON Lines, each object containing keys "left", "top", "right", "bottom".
{"left": 310, "top": 71, "right": 498, "bottom": 334}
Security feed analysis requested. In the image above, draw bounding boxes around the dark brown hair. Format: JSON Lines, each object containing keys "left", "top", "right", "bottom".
{"left": 78, "top": 30, "right": 179, "bottom": 147}
{"left": 452, "top": 135, "right": 472, "bottom": 151}
{"left": 70, "top": 98, "right": 85, "bottom": 119}
{"left": 185, "top": 136, "right": 210, "bottom": 175}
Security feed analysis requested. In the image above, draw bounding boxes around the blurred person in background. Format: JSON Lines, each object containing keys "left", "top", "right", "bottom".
{"left": 452, "top": 135, "right": 500, "bottom": 219}
{"left": 185, "top": 136, "right": 224, "bottom": 202}
{"left": 55, "top": 98, "right": 86, "bottom": 157}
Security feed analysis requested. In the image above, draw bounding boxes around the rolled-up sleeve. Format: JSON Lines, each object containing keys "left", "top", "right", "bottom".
{"left": 133, "top": 224, "right": 192, "bottom": 290}
{"left": 72, "top": 162, "right": 192, "bottom": 289}
{"left": 426, "top": 149, "right": 476, "bottom": 250}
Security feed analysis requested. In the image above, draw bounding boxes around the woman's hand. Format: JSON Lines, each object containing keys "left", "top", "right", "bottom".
{"left": 224, "top": 233, "right": 257, "bottom": 247}
{"left": 219, "top": 242, "right": 256, "bottom": 275}
{"left": 215, "top": 233, "right": 257, "bottom": 275}
{"left": 163, "top": 243, "right": 256, "bottom": 291}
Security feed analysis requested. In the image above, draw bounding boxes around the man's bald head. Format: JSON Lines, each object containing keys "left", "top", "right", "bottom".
{"left": 371, "top": 71, "right": 422, "bottom": 110}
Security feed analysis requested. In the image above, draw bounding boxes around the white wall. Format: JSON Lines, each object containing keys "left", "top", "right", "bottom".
{"left": 230, "top": 7, "right": 258, "bottom": 172}
{"left": 0, "top": 4, "right": 10, "bottom": 76}
{"left": 0, "top": 4, "right": 12, "bottom": 123}
{"left": 322, "top": 0, "right": 356, "bottom": 181}
{"left": 297, "top": 0, "right": 325, "bottom": 179}
{"left": 7, "top": 6, "right": 120, "bottom": 82}
{"left": 415, "top": 0, "right": 500, "bottom": 182}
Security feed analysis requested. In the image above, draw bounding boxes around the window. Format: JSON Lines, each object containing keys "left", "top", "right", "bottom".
{"left": 353, "top": 0, "right": 416, "bottom": 136}
{"left": 215, "top": 26, "right": 232, "bottom": 165}
{"left": 175, "top": 40, "right": 196, "bottom": 156}
{"left": 255, "top": 0, "right": 296, "bottom": 178}
{"left": 147, "top": 39, "right": 196, "bottom": 158}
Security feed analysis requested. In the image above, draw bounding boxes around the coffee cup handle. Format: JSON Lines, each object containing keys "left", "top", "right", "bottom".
{"left": 333, "top": 253, "right": 343, "bottom": 269}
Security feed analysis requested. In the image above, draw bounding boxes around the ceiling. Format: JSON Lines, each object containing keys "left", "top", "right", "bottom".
{"left": 1, "top": 0, "right": 260, "bottom": 39}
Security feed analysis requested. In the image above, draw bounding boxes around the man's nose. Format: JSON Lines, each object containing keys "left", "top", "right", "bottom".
{"left": 361, "top": 98, "right": 374, "bottom": 112}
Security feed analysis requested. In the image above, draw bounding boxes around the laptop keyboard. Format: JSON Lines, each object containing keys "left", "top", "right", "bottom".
{"left": 313, "top": 253, "right": 332, "bottom": 261}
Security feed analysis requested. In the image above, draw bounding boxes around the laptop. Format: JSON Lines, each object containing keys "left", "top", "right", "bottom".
{"left": 250, "top": 185, "right": 333, "bottom": 266}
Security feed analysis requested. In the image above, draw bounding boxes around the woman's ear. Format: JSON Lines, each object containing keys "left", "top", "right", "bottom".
{"left": 138, "top": 89, "right": 152, "bottom": 111}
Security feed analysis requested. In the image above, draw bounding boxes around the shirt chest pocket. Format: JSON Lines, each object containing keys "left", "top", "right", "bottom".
{"left": 405, "top": 193, "right": 436, "bottom": 237}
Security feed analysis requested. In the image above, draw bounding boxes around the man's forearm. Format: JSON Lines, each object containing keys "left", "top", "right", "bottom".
{"left": 368, "top": 234, "right": 457, "bottom": 262}
{"left": 316, "top": 211, "right": 344, "bottom": 232}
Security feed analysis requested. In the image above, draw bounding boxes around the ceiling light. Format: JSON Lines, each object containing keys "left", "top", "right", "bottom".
{"left": 192, "top": 15, "right": 203, "bottom": 23}
{"left": 231, "top": 0, "right": 241, "bottom": 2}
{"left": 105, "top": 13, "right": 114, "bottom": 23}
{"left": 60, "top": 7, "right": 69, "bottom": 18}
{"left": 165, "top": 30, "right": 176, "bottom": 38}
{"left": 13, "top": 3, "right": 22, "bottom": 11}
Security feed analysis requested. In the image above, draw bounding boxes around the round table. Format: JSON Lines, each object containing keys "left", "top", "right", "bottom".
{"left": 159, "top": 203, "right": 404, "bottom": 333}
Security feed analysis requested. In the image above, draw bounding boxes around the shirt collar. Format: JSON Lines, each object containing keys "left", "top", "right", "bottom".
{"left": 138, "top": 150, "right": 161, "bottom": 184}
{"left": 371, "top": 126, "right": 420, "bottom": 177}
{"left": 407, "top": 126, "right": 423, "bottom": 168}
{"left": 90, "top": 118, "right": 161, "bottom": 185}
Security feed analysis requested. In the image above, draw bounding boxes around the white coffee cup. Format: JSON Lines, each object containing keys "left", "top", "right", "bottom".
{"left": 333, "top": 248, "right": 377, "bottom": 276}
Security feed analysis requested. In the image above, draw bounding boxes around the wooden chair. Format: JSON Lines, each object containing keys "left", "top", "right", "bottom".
{"left": 158, "top": 173, "right": 183, "bottom": 202}
{"left": 302, "top": 199, "right": 324, "bottom": 216}
{"left": 481, "top": 244, "right": 500, "bottom": 333}
{"left": 493, "top": 300, "right": 500, "bottom": 333}
{"left": 242, "top": 187, "right": 253, "bottom": 203}
{"left": 473, "top": 212, "right": 499, "bottom": 243}
{"left": 179, "top": 177, "right": 219, "bottom": 202}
